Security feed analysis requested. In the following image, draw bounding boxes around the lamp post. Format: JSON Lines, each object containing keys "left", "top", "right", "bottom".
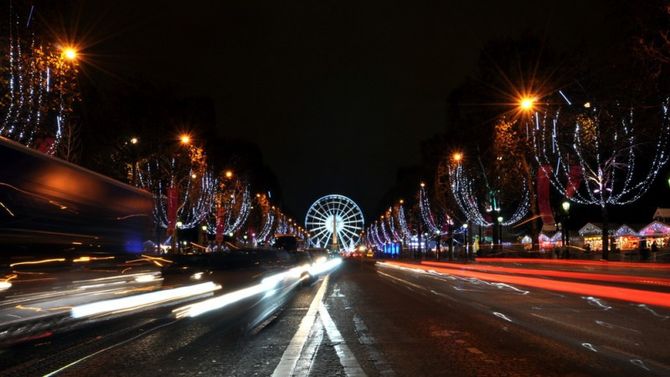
{"left": 463, "top": 223, "right": 470, "bottom": 260}
{"left": 129, "top": 136, "right": 139, "bottom": 185}
{"left": 562, "top": 200, "right": 571, "bottom": 257}
{"left": 497, "top": 216, "right": 503, "bottom": 252}
{"left": 175, "top": 220, "right": 183, "bottom": 252}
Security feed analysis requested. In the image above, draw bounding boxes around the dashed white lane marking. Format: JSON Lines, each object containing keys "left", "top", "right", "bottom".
{"left": 353, "top": 314, "right": 395, "bottom": 376}
{"left": 272, "top": 275, "right": 330, "bottom": 377}
{"left": 319, "top": 302, "right": 366, "bottom": 377}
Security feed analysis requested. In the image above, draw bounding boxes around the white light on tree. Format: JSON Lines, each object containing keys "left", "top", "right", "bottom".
{"left": 0, "top": 5, "right": 79, "bottom": 154}
{"left": 449, "top": 162, "right": 529, "bottom": 227}
{"left": 137, "top": 147, "right": 216, "bottom": 231}
{"left": 532, "top": 100, "right": 670, "bottom": 258}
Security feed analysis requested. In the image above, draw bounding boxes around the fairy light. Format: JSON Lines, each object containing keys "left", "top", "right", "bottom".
{"left": 206, "top": 183, "right": 251, "bottom": 236}
{"left": 532, "top": 99, "right": 670, "bottom": 207}
{"left": 449, "top": 161, "right": 529, "bottom": 227}
{"left": 255, "top": 195, "right": 275, "bottom": 243}
{"left": 418, "top": 185, "right": 448, "bottom": 234}
{"left": 137, "top": 150, "right": 216, "bottom": 231}
{"left": 379, "top": 217, "right": 393, "bottom": 243}
{"left": 1, "top": 7, "right": 79, "bottom": 153}
{"left": 396, "top": 204, "right": 414, "bottom": 241}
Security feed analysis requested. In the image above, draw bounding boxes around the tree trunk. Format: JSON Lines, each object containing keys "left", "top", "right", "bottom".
{"left": 601, "top": 205, "right": 610, "bottom": 260}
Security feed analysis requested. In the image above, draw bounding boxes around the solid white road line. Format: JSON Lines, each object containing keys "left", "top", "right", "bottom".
{"left": 319, "top": 302, "right": 366, "bottom": 377}
{"left": 292, "top": 317, "right": 324, "bottom": 376}
{"left": 272, "top": 275, "right": 330, "bottom": 377}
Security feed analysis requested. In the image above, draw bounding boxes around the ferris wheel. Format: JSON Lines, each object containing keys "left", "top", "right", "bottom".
{"left": 305, "top": 194, "right": 365, "bottom": 251}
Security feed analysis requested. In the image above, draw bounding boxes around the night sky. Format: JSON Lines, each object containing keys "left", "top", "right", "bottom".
{"left": 72, "top": 0, "right": 618, "bottom": 220}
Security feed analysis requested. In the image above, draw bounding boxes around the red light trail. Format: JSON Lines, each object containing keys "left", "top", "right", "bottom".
{"left": 382, "top": 261, "right": 670, "bottom": 309}
{"left": 472, "top": 258, "right": 670, "bottom": 270}
{"left": 420, "top": 261, "right": 670, "bottom": 287}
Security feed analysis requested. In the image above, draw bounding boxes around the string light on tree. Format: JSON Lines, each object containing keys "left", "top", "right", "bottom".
{"left": 532, "top": 98, "right": 670, "bottom": 258}
{"left": 1, "top": 5, "right": 80, "bottom": 155}
{"left": 449, "top": 154, "right": 529, "bottom": 227}
{"left": 137, "top": 146, "right": 216, "bottom": 232}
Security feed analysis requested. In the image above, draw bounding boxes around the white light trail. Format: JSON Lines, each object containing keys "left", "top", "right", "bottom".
{"left": 71, "top": 282, "right": 220, "bottom": 319}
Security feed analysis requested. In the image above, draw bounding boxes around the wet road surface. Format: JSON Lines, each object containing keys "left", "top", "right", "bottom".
{"left": 1, "top": 259, "right": 669, "bottom": 377}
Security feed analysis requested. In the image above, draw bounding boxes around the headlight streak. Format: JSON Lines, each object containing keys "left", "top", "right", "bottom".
{"left": 379, "top": 261, "right": 670, "bottom": 309}
{"left": 70, "top": 282, "right": 220, "bottom": 319}
{"left": 174, "top": 258, "right": 343, "bottom": 319}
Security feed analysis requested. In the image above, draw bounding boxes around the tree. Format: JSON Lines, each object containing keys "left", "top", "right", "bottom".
{"left": 0, "top": 1, "right": 80, "bottom": 153}
{"left": 532, "top": 99, "right": 670, "bottom": 259}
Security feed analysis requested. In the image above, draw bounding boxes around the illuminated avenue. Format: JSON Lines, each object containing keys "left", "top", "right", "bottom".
{"left": 2, "top": 1, "right": 670, "bottom": 377}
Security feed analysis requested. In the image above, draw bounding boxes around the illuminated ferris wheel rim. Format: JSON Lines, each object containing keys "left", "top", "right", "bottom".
{"left": 304, "top": 194, "right": 365, "bottom": 250}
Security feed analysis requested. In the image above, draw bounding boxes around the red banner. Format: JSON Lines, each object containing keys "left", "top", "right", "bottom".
{"left": 215, "top": 205, "right": 225, "bottom": 243}
{"left": 166, "top": 186, "right": 178, "bottom": 235}
{"left": 537, "top": 166, "right": 555, "bottom": 230}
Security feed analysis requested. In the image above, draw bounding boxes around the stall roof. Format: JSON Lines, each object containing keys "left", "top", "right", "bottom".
{"left": 614, "top": 224, "right": 639, "bottom": 237}
{"left": 653, "top": 208, "right": 670, "bottom": 221}
{"left": 578, "top": 222, "right": 617, "bottom": 237}
{"left": 638, "top": 221, "right": 670, "bottom": 237}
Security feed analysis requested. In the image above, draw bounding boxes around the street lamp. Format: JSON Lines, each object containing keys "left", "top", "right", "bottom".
{"left": 175, "top": 220, "right": 184, "bottom": 253}
{"left": 561, "top": 200, "right": 571, "bottom": 256}
{"left": 452, "top": 152, "right": 463, "bottom": 163}
{"left": 179, "top": 134, "right": 191, "bottom": 145}
{"left": 61, "top": 46, "right": 78, "bottom": 61}
{"left": 130, "top": 137, "right": 139, "bottom": 145}
{"left": 497, "top": 216, "right": 503, "bottom": 252}
{"left": 562, "top": 200, "right": 571, "bottom": 212}
{"left": 462, "top": 223, "right": 469, "bottom": 259}
{"left": 519, "top": 96, "right": 536, "bottom": 112}
{"left": 225, "top": 170, "right": 234, "bottom": 179}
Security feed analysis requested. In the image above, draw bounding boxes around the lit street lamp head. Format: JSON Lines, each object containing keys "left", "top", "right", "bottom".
{"left": 519, "top": 96, "right": 536, "bottom": 112}
{"left": 130, "top": 137, "right": 139, "bottom": 145}
{"left": 179, "top": 134, "right": 191, "bottom": 145}
{"left": 225, "top": 170, "right": 234, "bottom": 179}
{"left": 562, "top": 200, "right": 571, "bottom": 212}
{"left": 452, "top": 152, "right": 463, "bottom": 163}
{"left": 61, "top": 46, "right": 78, "bottom": 61}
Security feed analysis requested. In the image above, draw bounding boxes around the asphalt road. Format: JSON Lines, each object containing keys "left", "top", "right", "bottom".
{"left": 1, "top": 259, "right": 669, "bottom": 377}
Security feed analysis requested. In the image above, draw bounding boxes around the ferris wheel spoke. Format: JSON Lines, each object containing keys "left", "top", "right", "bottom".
{"left": 339, "top": 205, "right": 358, "bottom": 221}
{"left": 316, "top": 202, "right": 333, "bottom": 218}
{"left": 341, "top": 227, "right": 359, "bottom": 238}
{"left": 335, "top": 229, "right": 347, "bottom": 244}
{"left": 308, "top": 208, "right": 329, "bottom": 220}
{"left": 310, "top": 227, "right": 330, "bottom": 241}
{"left": 309, "top": 215, "right": 329, "bottom": 223}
